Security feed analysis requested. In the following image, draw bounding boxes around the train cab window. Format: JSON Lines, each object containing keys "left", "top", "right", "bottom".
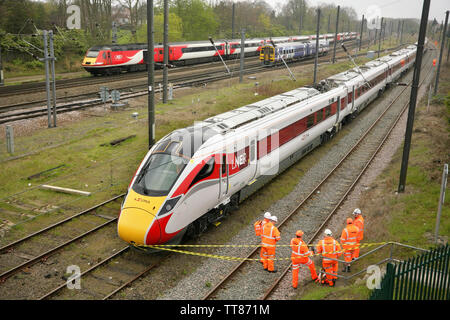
{"left": 306, "top": 114, "right": 315, "bottom": 129}
{"left": 103, "top": 52, "right": 106, "bottom": 59}
{"left": 189, "top": 157, "right": 215, "bottom": 187}
{"left": 86, "top": 50, "right": 100, "bottom": 58}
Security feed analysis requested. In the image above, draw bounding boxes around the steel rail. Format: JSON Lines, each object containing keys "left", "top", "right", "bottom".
{"left": 202, "top": 46, "right": 433, "bottom": 300}
{"left": 38, "top": 245, "right": 130, "bottom": 300}
{"left": 0, "top": 194, "right": 125, "bottom": 282}
{"left": 0, "top": 39, "right": 361, "bottom": 98}
{"left": 0, "top": 43, "right": 401, "bottom": 125}
{"left": 262, "top": 47, "right": 436, "bottom": 300}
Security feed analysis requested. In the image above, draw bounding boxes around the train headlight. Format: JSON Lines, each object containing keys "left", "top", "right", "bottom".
{"left": 158, "top": 195, "right": 182, "bottom": 216}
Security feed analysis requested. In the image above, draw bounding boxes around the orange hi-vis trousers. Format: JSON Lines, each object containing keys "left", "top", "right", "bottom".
{"left": 292, "top": 257, "right": 317, "bottom": 288}
{"left": 322, "top": 260, "right": 338, "bottom": 281}
{"left": 342, "top": 243, "right": 359, "bottom": 262}
{"left": 261, "top": 246, "right": 276, "bottom": 271}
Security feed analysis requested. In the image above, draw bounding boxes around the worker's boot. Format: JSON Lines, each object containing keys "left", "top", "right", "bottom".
{"left": 268, "top": 268, "right": 278, "bottom": 273}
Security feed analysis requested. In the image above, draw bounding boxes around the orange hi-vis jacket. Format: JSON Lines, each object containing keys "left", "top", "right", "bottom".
{"left": 354, "top": 215, "right": 364, "bottom": 241}
{"left": 316, "top": 236, "right": 342, "bottom": 262}
{"left": 261, "top": 222, "right": 281, "bottom": 247}
{"left": 290, "top": 238, "right": 313, "bottom": 263}
{"left": 340, "top": 224, "right": 359, "bottom": 249}
{"left": 255, "top": 218, "right": 271, "bottom": 237}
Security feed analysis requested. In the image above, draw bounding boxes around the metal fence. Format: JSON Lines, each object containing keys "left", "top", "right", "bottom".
{"left": 370, "top": 244, "right": 450, "bottom": 300}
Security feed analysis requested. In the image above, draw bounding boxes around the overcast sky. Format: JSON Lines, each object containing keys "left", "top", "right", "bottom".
{"left": 238, "top": 0, "right": 448, "bottom": 22}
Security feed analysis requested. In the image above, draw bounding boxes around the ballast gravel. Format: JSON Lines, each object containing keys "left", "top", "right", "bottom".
{"left": 155, "top": 54, "right": 435, "bottom": 300}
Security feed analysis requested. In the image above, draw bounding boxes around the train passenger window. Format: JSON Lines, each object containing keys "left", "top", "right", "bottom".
{"left": 316, "top": 109, "right": 323, "bottom": 123}
{"left": 306, "top": 114, "right": 315, "bottom": 129}
{"left": 250, "top": 140, "right": 256, "bottom": 161}
{"left": 341, "top": 97, "right": 346, "bottom": 110}
{"left": 325, "top": 106, "right": 331, "bottom": 118}
{"left": 348, "top": 92, "right": 353, "bottom": 104}
{"left": 190, "top": 157, "right": 215, "bottom": 187}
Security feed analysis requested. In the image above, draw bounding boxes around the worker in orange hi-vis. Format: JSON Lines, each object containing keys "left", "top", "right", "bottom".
{"left": 316, "top": 229, "right": 342, "bottom": 287}
{"left": 261, "top": 215, "right": 280, "bottom": 273}
{"left": 352, "top": 208, "right": 364, "bottom": 259}
{"left": 290, "top": 230, "right": 318, "bottom": 288}
{"left": 254, "top": 212, "right": 272, "bottom": 264}
{"left": 340, "top": 218, "right": 359, "bottom": 273}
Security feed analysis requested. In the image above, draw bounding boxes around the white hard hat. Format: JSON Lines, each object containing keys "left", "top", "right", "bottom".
{"left": 270, "top": 215, "right": 278, "bottom": 223}
{"left": 264, "top": 212, "right": 271, "bottom": 219}
{"left": 353, "top": 208, "right": 362, "bottom": 215}
{"left": 324, "top": 229, "right": 332, "bottom": 236}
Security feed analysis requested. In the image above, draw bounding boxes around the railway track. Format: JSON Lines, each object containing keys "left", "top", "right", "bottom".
{"left": 0, "top": 41, "right": 401, "bottom": 125}
{"left": 0, "top": 39, "right": 361, "bottom": 99}
{"left": 201, "top": 46, "right": 435, "bottom": 300}
{"left": 0, "top": 41, "right": 413, "bottom": 300}
{"left": 0, "top": 195, "right": 125, "bottom": 295}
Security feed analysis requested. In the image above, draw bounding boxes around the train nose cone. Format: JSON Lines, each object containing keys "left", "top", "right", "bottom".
{"left": 117, "top": 208, "right": 160, "bottom": 245}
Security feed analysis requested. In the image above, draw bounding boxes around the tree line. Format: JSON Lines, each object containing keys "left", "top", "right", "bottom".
{"left": 0, "top": 0, "right": 428, "bottom": 65}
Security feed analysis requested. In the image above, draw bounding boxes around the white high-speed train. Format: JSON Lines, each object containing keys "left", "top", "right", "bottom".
{"left": 117, "top": 42, "right": 422, "bottom": 248}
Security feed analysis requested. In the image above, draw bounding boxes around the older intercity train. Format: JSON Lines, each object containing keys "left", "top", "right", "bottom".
{"left": 82, "top": 32, "right": 358, "bottom": 75}
{"left": 117, "top": 41, "right": 420, "bottom": 249}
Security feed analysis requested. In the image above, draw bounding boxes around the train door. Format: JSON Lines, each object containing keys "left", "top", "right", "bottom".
{"left": 105, "top": 50, "right": 112, "bottom": 65}
{"left": 219, "top": 154, "right": 229, "bottom": 199}
{"left": 156, "top": 48, "right": 164, "bottom": 63}
{"left": 249, "top": 138, "right": 258, "bottom": 181}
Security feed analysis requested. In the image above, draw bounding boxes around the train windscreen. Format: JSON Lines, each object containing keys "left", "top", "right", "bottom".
{"left": 86, "top": 50, "right": 100, "bottom": 58}
{"left": 133, "top": 153, "right": 187, "bottom": 196}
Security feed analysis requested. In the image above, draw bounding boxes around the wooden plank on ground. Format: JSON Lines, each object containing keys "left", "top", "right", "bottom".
{"left": 40, "top": 185, "right": 91, "bottom": 196}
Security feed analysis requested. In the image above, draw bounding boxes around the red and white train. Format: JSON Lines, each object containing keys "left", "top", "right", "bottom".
{"left": 82, "top": 32, "right": 358, "bottom": 75}
{"left": 117, "top": 42, "right": 422, "bottom": 249}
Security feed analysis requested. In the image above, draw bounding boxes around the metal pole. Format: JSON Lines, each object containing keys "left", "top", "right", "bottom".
{"left": 314, "top": 8, "right": 320, "bottom": 86}
{"left": 6, "top": 125, "right": 14, "bottom": 154}
{"left": 299, "top": 0, "right": 303, "bottom": 34}
{"left": 359, "top": 15, "right": 364, "bottom": 51}
{"left": 332, "top": 5, "right": 340, "bottom": 64}
{"left": 43, "top": 30, "right": 52, "bottom": 128}
{"left": 49, "top": 30, "right": 57, "bottom": 127}
{"left": 112, "top": 22, "right": 117, "bottom": 44}
{"left": 400, "top": 20, "right": 404, "bottom": 45}
{"left": 378, "top": 17, "right": 384, "bottom": 58}
{"left": 435, "top": 164, "right": 448, "bottom": 244}
{"left": 447, "top": 38, "right": 450, "bottom": 62}
{"left": 398, "top": 0, "right": 430, "bottom": 193}
{"left": 147, "top": 0, "right": 155, "bottom": 148}
{"left": 231, "top": 3, "right": 235, "bottom": 39}
{"left": 163, "top": 0, "right": 169, "bottom": 103}
{"left": 0, "top": 44, "right": 3, "bottom": 86}
{"left": 327, "top": 13, "right": 331, "bottom": 34}
{"left": 397, "top": 20, "right": 401, "bottom": 43}
{"left": 434, "top": 10, "right": 449, "bottom": 95}
{"left": 240, "top": 29, "right": 245, "bottom": 83}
